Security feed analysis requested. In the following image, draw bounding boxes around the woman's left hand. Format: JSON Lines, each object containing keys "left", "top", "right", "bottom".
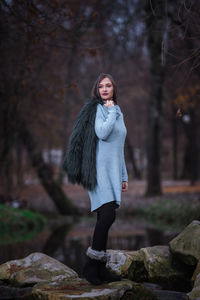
{"left": 122, "top": 181, "right": 128, "bottom": 192}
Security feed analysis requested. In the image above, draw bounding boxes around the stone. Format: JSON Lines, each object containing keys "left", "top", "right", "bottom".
{"left": 107, "top": 247, "right": 190, "bottom": 290}
{"left": 106, "top": 250, "right": 133, "bottom": 276}
{"left": 188, "top": 273, "right": 200, "bottom": 300}
{"left": 169, "top": 220, "right": 200, "bottom": 266}
{"left": 107, "top": 249, "right": 148, "bottom": 282}
{"left": 140, "top": 245, "right": 190, "bottom": 290}
{"left": 151, "top": 289, "right": 188, "bottom": 300}
{"left": 0, "top": 285, "right": 32, "bottom": 299}
{"left": 192, "top": 260, "right": 200, "bottom": 282}
{"left": 0, "top": 252, "right": 77, "bottom": 286}
{"left": 29, "top": 278, "right": 157, "bottom": 300}
{"left": 143, "top": 282, "right": 188, "bottom": 299}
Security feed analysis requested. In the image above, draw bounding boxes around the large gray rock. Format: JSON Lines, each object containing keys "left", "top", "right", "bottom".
{"left": 107, "top": 246, "right": 189, "bottom": 290}
{"left": 143, "top": 282, "right": 188, "bottom": 300}
{"left": 107, "top": 250, "right": 136, "bottom": 275}
{"left": 30, "top": 278, "right": 157, "bottom": 300}
{"left": 107, "top": 249, "right": 147, "bottom": 282}
{"left": 188, "top": 273, "right": 200, "bottom": 300}
{"left": 0, "top": 253, "right": 157, "bottom": 300}
{"left": 0, "top": 252, "right": 77, "bottom": 286}
{"left": 192, "top": 260, "right": 200, "bottom": 282}
{"left": 140, "top": 245, "right": 189, "bottom": 289}
{"left": 169, "top": 220, "right": 200, "bottom": 266}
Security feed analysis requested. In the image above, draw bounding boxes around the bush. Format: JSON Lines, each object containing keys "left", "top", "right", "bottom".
{"left": 137, "top": 198, "right": 200, "bottom": 231}
{"left": 0, "top": 204, "right": 47, "bottom": 245}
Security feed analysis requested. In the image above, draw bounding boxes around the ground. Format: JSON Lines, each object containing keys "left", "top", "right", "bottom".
{"left": 16, "top": 179, "right": 200, "bottom": 214}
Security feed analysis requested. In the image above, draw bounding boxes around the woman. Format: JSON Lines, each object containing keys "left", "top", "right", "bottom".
{"left": 63, "top": 73, "right": 128, "bottom": 285}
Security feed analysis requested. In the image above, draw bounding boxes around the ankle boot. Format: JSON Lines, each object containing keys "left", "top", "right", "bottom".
{"left": 99, "top": 261, "right": 121, "bottom": 282}
{"left": 82, "top": 257, "right": 102, "bottom": 285}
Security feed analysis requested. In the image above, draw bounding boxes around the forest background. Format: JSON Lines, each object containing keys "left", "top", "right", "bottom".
{"left": 0, "top": 0, "right": 200, "bottom": 215}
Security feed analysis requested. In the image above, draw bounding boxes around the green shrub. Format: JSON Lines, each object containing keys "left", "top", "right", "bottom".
{"left": 0, "top": 204, "right": 47, "bottom": 245}
{"left": 137, "top": 198, "right": 200, "bottom": 231}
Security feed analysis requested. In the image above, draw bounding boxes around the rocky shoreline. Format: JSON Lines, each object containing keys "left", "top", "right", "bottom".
{"left": 0, "top": 220, "right": 200, "bottom": 299}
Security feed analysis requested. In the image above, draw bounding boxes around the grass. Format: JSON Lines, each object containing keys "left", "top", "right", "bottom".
{"left": 137, "top": 198, "right": 200, "bottom": 232}
{"left": 0, "top": 203, "right": 47, "bottom": 245}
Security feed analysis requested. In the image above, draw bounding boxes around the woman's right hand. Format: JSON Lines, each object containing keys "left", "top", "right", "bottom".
{"left": 103, "top": 100, "right": 115, "bottom": 108}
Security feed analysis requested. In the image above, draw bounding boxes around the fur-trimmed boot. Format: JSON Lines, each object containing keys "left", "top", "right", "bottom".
{"left": 83, "top": 247, "right": 121, "bottom": 284}
{"left": 82, "top": 247, "right": 107, "bottom": 285}
{"left": 99, "top": 260, "right": 121, "bottom": 283}
{"left": 82, "top": 257, "right": 102, "bottom": 285}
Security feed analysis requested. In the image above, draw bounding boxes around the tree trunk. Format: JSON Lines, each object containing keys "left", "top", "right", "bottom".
{"left": 0, "top": 98, "right": 17, "bottom": 194}
{"left": 43, "top": 223, "right": 73, "bottom": 257}
{"left": 18, "top": 115, "right": 77, "bottom": 215}
{"left": 145, "top": 1, "right": 169, "bottom": 196}
{"left": 181, "top": 109, "right": 198, "bottom": 184}
{"left": 172, "top": 105, "right": 178, "bottom": 180}
{"left": 58, "top": 45, "right": 79, "bottom": 185}
{"left": 126, "top": 137, "right": 141, "bottom": 179}
{"left": 15, "top": 139, "right": 25, "bottom": 188}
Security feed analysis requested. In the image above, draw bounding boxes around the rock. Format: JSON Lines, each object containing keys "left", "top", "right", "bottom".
{"left": 107, "top": 249, "right": 148, "bottom": 282}
{"left": 29, "top": 278, "right": 157, "bottom": 300}
{"left": 127, "top": 250, "right": 149, "bottom": 282}
{"left": 188, "top": 273, "right": 200, "bottom": 300}
{"left": 0, "top": 284, "right": 32, "bottom": 299}
{"left": 192, "top": 260, "right": 200, "bottom": 282}
{"left": 0, "top": 253, "right": 156, "bottom": 300}
{"left": 143, "top": 282, "right": 188, "bottom": 299}
{"left": 106, "top": 250, "right": 135, "bottom": 276}
{"left": 151, "top": 289, "right": 188, "bottom": 300}
{"left": 0, "top": 252, "right": 77, "bottom": 286}
{"left": 140, "top": 245, "right": 190, "bottom": 291}
{"left": 169, "top": 220, "right": 200, "bottom": 266}
{"left": 107, "top": 247, "right": 190, "bottom": 290}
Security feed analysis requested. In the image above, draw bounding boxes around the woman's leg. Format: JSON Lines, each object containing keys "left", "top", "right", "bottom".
{"left": 92, "top": 201, "right": 117, "bottom": 251}
{"left": 83, "top": 201, "right": 120, "bottom": 284}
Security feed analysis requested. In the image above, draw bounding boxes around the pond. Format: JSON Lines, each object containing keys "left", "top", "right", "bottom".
{"left": 0, "top": 214, "right": 177, "bottom": 277}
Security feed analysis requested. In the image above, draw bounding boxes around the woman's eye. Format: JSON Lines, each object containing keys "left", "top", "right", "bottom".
{"left": 99, "top": 84, "right": 112, "bottom": 89}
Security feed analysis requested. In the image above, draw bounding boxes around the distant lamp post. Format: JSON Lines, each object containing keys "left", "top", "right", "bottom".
{"left": 182, "top": 114, "right": 191, "bottom": 124}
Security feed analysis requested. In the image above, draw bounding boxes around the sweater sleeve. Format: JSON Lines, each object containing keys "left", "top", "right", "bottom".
{"left": 95, "top": 104, "right": 117, "bottom": 140}
{"left": 122, "top": 148, "right": 128, "bottom": 182}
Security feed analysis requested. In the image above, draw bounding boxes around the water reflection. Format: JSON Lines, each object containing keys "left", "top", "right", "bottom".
{"left": 0, "top": 216, "right": 177, "bottom": 277}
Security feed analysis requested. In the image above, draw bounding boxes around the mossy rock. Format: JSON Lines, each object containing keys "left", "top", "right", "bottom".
{"left": 28, "top": 278, "right": 157, "bottom": 300}
{"left": 188, "top": 273, "right": 200, "bottom": 300}
{"left": 107, "top": 249, "right": 148, "bottom": 282}
{"left": 192, "top": 260, "right": 200, "bottom": 282}
{"left": 170, "top": 220, "right": 200, "bottom": 266}
{"left": 140, "top": 245, "right": 191, "bottom": 291}
{"left": 0, "top": 252, "right": 77, "bottom": 286}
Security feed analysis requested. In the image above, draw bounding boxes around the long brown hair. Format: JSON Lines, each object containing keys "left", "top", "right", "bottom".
{"left": 91, "top": 73, "right": 118, "bottom": 103}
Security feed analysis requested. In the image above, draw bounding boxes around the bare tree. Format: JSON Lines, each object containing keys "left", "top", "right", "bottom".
{"left": 144, "top": 0, "right": 170, "bottom": 195}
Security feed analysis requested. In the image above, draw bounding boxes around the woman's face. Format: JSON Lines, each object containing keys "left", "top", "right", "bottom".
{"left": 98, "top": 77, "right": 114, "bottom": 101}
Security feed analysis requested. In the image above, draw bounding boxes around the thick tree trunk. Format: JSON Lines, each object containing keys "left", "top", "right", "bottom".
{"left": 172, "top": 106, "right": 178, "bottom": 180}
{"left": 15, "top": 140, "right": 25, "bottom": 188}
{"left": 145, "top": 1, "right": 169, "bottom": 196}
{"left": 18, "top": 115, "right": 77, "bottom": 215}
{"left": 58, "top": 45, "right": 79, "bottom": 185}
{"left": 0, "top": 98, "right": 16, "bottom": 194}
{"left": 126, "top": 137, "right": 141, "bottom": 179}
{"left": 181, "top": 109, "right": 198, "bottom": 184}
{"left": 43, "top": 223, "right": 73, "bottom": 256}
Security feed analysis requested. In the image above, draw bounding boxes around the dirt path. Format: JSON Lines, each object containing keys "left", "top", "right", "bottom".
{"left": 16, "top": 179, "right": 200, "bottom": 214}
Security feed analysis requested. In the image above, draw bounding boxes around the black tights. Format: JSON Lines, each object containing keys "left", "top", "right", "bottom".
{"left": 92, "top": 201, "right": 118, "bottom": 251}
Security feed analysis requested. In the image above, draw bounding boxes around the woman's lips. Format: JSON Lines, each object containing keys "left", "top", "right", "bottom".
{"left": 102, "top": 93, "right": 108, "bottom": 95}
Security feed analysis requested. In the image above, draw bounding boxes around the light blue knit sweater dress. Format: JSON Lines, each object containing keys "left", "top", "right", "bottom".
{"left": 88, "top": 103, "right": 128, "bottom": 212}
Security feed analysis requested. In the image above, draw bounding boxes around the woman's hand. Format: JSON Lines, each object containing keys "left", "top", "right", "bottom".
{"left": 104, "top": 100, "right": 115, "bottom": 108}
{"left": 122, "top": 181, "right": 128, "bottom": 192}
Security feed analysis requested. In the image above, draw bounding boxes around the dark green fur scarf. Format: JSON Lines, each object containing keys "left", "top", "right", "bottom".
{"left": 62, "top": 98, "right": 104, "bottom": 191}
